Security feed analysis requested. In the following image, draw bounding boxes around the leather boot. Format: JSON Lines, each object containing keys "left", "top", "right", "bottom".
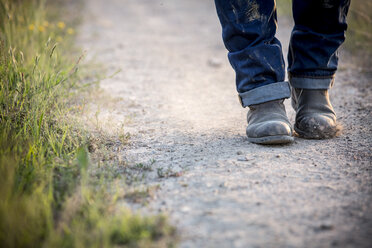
{"left": 246, "top": 99, "right": 294, "bottom": 144}
{"left": 291, "top": 88, "right": 341, "bottom": 139}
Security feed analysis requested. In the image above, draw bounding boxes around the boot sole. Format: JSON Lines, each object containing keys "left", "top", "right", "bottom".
{"left": 247, "top": 135, "right": 294, "bottom": 145}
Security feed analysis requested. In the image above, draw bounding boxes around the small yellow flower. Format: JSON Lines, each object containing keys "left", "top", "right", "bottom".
{"left": 56, "top": 36, "right": 63, "bottom": 42}
{"left": 57, "top": 21, "right": 65, "bottom": 29}
{"left": 67, "top": 28, "right": 74, "bottom": 35}
{"left": 28, "top": 24, "right": 35, "bottom": 31}
{"left": 43, "top": 21, "right": 49, "bottom": 27}
{"left": 38, "top": 25, "right": 45, "bottom": 32}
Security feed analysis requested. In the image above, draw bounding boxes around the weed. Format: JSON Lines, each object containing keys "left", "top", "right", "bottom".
{"left": 0, "top": 0, "right": 175, "bottom": 247}
{"left": 157, "top": 167, "right": 183, "bottom": 179}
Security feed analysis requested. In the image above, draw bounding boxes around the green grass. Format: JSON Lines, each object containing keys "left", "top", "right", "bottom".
{"left": 0, "top": 0, "right": 175, "bottom": 247}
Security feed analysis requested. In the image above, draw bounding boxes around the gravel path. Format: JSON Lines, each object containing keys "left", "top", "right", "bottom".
{"left": 78, "top": 0, "right": 372, "bottom": 247}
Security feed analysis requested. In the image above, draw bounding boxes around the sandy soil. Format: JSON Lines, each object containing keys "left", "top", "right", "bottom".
{"left": 78, "top": 0, "right": 372, "bottom": 247}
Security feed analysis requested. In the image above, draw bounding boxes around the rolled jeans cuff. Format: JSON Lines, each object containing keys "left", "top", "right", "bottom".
{"left": 289, "top": 75, "right": 335, "bottom": 89}
{"left": 238, "top": 81, "right": 291, "bottom": 107}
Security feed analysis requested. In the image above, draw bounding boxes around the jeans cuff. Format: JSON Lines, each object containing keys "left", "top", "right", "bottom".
{"left": 289, "top": 75, "right": 334, "bottom": 89}
{"left": 238, "top": 81, "right": 291, "bottom": 107}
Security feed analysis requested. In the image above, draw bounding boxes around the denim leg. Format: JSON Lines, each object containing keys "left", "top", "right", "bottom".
{"left": 288, "top": 0, "right": 351, "bottom": 89}
{"left": 214, "top": 0, "right": 290, "bottom": 107}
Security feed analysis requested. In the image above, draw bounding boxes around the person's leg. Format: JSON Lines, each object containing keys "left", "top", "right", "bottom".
{"left": 215, "top": 0, "right": 290, "bottom": 106}
{"left": 288, "top": 0, "right": 350, "bottom": 138}
{"left": 214, "top": 0, "right": 293, "bottom": 144}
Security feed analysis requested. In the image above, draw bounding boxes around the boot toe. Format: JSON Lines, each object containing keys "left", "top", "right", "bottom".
{"left": 295, "top": 114, "right": 340, "bottom": 139}
{"left": 247, "top": 120, "right": 292, "bottom": 138}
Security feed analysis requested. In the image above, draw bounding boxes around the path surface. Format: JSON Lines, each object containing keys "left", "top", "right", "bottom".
{"left": 78, "top": 0, "right": 372, "bottom": 247}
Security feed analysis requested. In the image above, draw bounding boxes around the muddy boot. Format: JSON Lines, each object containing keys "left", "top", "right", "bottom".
{"left": 291, "top": 88, "right": 341, "bottom": 139}
{"left": 246, "top": 99, "right": 294, "bottom": 145}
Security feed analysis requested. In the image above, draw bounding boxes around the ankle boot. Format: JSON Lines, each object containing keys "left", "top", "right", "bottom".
{"left": 246, "top": 99, "right": 293, "bottom": 144}
{"left": 291, "top": 88, "right": 341, "bottom": 139}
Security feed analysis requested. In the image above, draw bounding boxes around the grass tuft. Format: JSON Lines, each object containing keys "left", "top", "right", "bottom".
{"left": 0, "top": 0, "right": 175, "bottom": 247}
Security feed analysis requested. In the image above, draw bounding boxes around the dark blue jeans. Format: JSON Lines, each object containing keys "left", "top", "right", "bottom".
{"left": 214, "top": 0, "right": 350, "bottom": 107}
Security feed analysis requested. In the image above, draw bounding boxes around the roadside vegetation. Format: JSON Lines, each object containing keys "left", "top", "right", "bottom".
{"left": 0, "top": 0, "right": 175, "bottom": 247}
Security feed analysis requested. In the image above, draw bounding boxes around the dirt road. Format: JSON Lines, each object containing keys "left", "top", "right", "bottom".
{"left": 78, "top": 0, "right": 372, "bottom": 247}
